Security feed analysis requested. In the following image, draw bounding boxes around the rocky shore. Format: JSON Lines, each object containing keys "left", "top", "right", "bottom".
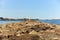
{"left": 0, "top": 20, "right": 60, "bottom": 40}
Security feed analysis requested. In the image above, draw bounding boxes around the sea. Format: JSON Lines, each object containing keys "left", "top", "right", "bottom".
{"left": 0, "top": 20, "right": 60, "bottom": 25}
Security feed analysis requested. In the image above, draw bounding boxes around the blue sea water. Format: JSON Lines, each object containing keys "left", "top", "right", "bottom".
{"left": 0, "top": 20, "right": 60, "bottom": 25}
{"left": 0, "top": 20, "right": 22, "bottom": 24}
{"left": 39, "top": 20, "right": 60, "bottom": 25}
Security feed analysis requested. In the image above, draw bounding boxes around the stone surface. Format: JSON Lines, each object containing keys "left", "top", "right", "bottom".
{"left": 0, "top": 20, "right": 60, "bottom": 40}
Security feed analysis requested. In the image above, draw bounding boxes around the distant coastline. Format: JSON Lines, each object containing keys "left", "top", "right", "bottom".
{"left": 0, "top": 17, "right": 39, "bottom": 21}
{"left": 0, "top": 17, "right": 60, "bottom": 21}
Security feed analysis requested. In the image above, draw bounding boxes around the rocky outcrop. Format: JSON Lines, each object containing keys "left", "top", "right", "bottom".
{"left": 0, "top": 20, "right": 60, "bottom": 40}
{"left": 0, "top": 17, "right": 4, "bottom": 20}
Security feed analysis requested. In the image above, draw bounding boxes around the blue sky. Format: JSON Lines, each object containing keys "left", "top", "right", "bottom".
{"left": 0, "top": 0, "right": 60, "bottom": 19}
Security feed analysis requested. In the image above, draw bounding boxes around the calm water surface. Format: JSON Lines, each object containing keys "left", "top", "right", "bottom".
{"left": 0, "top": 20, "right": 60, "bottom": 25}
{"left": 0, "top": 20, "right": 22, "bottom": 24}
{"left": 39, "top": 20, "right": 60, "bottom": 25}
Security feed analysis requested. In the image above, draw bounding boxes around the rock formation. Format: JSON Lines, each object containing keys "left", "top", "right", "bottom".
{"left": 0, "top": 20, "right": 60, "bottom": 40}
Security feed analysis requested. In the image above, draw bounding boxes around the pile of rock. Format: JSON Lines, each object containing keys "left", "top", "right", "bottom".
{"left": 0, "top": 20, "right": 60, "bottom": 40}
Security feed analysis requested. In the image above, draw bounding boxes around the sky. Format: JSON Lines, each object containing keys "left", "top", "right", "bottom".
{"left": 0, "top": 0, "right": 60, "bottom": 19}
